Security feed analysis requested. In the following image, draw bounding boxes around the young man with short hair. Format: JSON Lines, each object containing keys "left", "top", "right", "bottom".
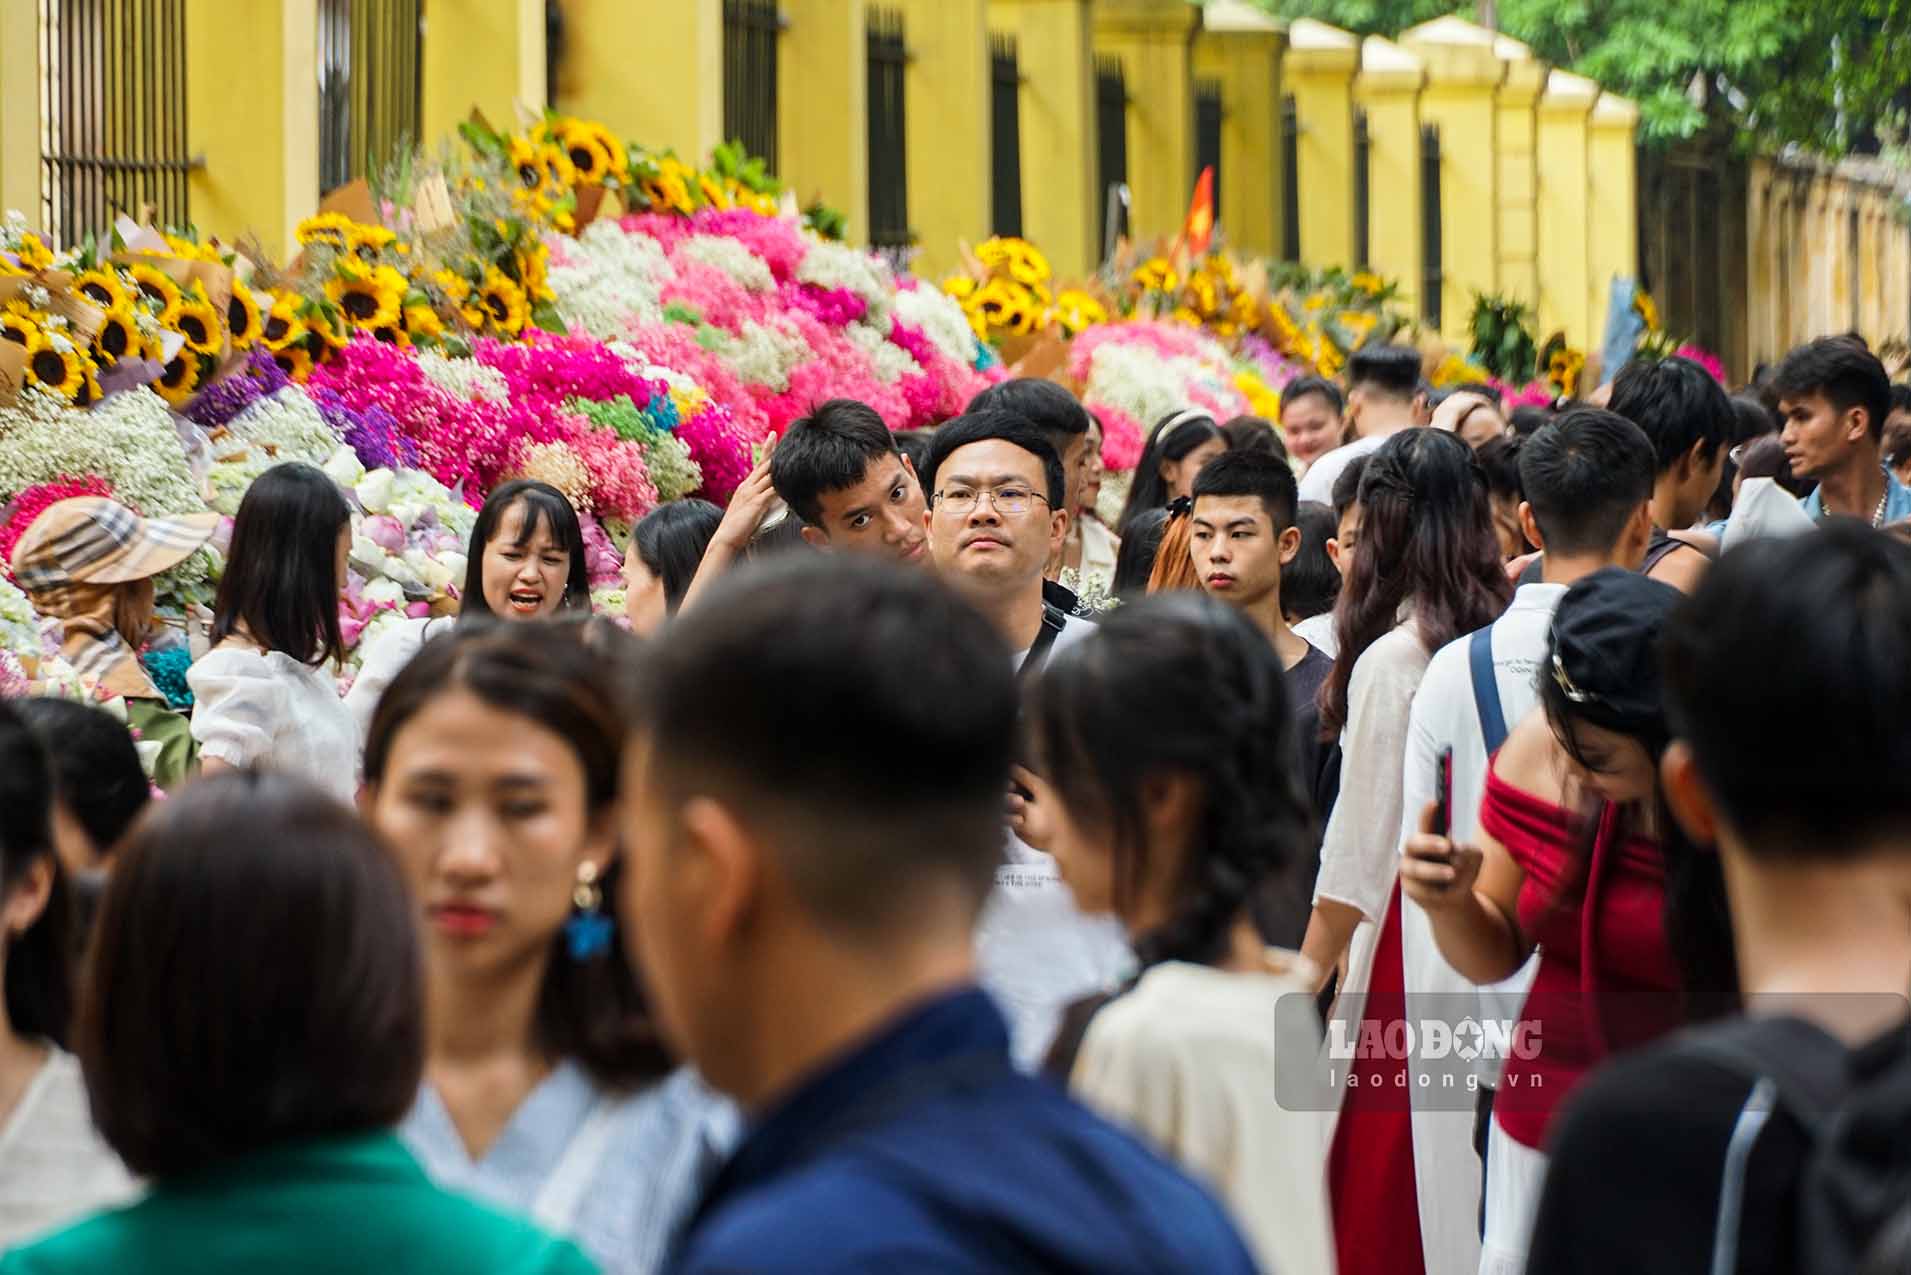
{"left": 1526, "top": 522, "right": 1911, "bottom": 1275}
{"left": 1772, "top": 335, "right": 1911, "bottom": 527}
{"left": 1299, "top": 345, "right": 1426, "bottom": 504}
{"left": 1605, "top": 354, "right": 1735, "bottom": 591}
{"left": 621, "top": 557, "right": 1257, "bottom": 1274}
{"left": 1386, "top": 407, "right": 1659, "bottom": 1275}
{"left": 1190, "top": 450, "right": 1339, "bottom": 941}
{"left": 920, "top": 410, "right": 1128, "bottom": 1066}
{"left": 1280, "top": 374, "right": 1346, "bottom": 471}
{"left": 769, "top": 398, "right": 927, "bottom": 563}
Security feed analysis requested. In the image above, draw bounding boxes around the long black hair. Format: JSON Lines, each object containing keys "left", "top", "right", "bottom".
{"left": 1117, "top": 411, "right": 1226, "bottom": 538}
{"left": 362, "top": 621, "right": 671, "bottom": 1091}
{"left": 1540, "top": 570, "right": 1738, "bottom": 1022}
{"left": 459, "top": 480, "right": 591, "bottom": 620}
{"left": 0, "top": 700, "right": 75, "bottom": 1048}
{"left": 1112, "top": 506, "right": 1170, "bottom": 600}
{"left": 631, "top": 499, "right": 723, "bottom": 613}
{"left": 1321, "top": 429, "right": 1512, "bottom": 735}
{"left": 1034, "top": 593, "right": 1313, "bottom": 970}
{"left": 211, "top": 462, "right": 350, "bottom": 666}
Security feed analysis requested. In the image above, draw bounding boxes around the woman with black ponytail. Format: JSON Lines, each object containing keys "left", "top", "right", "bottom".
{"left": 0, "top": 700, "right": 133, "bottom": 1245}
{"left": 1015, "top": 592, "right": 1334, "bottom": 1275}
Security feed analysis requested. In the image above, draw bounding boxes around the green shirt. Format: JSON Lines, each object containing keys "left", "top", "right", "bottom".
{"left": 0, "top": 1132, "right": 596, "bottom": 1275}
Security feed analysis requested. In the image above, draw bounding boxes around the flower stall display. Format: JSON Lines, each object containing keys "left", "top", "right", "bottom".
{"left": 1066, "top": 321, "right": 1281, "bottom": 472}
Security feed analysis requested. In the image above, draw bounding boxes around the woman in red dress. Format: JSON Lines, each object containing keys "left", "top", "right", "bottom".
{"left": 1401, "top": 568, "right": 1738, "bottom": 1275}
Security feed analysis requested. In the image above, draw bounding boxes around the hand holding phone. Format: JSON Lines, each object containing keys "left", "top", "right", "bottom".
{"left": 1401, "top": 798, "right": 1484, "bottom": 912}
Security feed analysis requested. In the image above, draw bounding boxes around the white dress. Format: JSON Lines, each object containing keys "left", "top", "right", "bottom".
{"left": 187, "top": 645, "right": 359, "bottom": 805}
{"left": 344, "top": 615, "right": 455, "bottom": 747}
{"left": 0, "top": 1050, "right": 138, "bottom": 1248}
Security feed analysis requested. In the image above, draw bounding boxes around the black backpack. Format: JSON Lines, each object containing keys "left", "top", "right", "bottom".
{"left": 1698, "top": 1015, "right": 1911, "bottom": 1274}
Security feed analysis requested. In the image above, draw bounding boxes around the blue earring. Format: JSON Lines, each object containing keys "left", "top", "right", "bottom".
{"left": 563, "top": 861, "right": 613, "bottom": 961}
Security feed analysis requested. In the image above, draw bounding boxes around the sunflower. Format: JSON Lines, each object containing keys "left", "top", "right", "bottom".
{"left": 73, "top": 268, "right": 127, "bottom": 310}
{"left": 261, "top": 293, "right": 307, "bottom": 351}
{"left": 271, "top": 344, "right": 314, "bottom": 381}
{"left": 974, "top": 279, "right": 1036, "bottom": 336}
{"left": 1170, "top": 306, "right": 1203, "bottom": 328}
{"left": 434, "top": 269, "right": 473, "bottom": 306}
{"left": 1351, "top": 271, "right": 1386, "bottom": 296}
{"left": 325, "top": 263, "right": 405, "bottom": 330}
{"left": 402, "top": 304, "right": 443, "bottom": 343}
{"left": 347, "top": 223, "right": 398, "bottom": 258}
{"left": 173, "top": 295, "right": 222, "bottom": 355}
{"left": 1190, "top": 272, "right": 1222, "bottom": 318}
{"left": 697, "top": 175, "right": 731, "bottom": 211}
{"left": 73, "top": 366, "right": 103, "bottom": 407}
{"left": 13, "top": 232, "right": 55, "bottom": 271}
{"left": 1005, "top": 242, "right": 1051, "bottom": 287}
{"left": 154, "top": 351, "right": 203, "bottom": 406}
{"left": 1633, "top": 289, "right": 1660, "bottom": 333}
{"left": 1132, "top": 258, "right": 1178, "bottom": 294}
{"left": 1266, "top": 300, "right": 1302, "bottom": 354}
{"left": 295, "top": 211, "right": 357, "bottom": 249}
{"left": 306, "top": 300, "right": 351, "bottom": 350}
{"left": 369, "top": 322, "right": 411, "bottom": 348}
{"left": 478, "top": 269, "right": 529, "bottom": 335}
{"left": 559, "top": 122, "right": 621, "bottom": 185}
{"left": 1548, "top": 347, "right": 1586, "bottom": 397}
{"left": 92, "top": 307, "right": 139, "bottom": 364}
{"left": 1051, "top": 289, "right": 1108, "bottom": 336}
{"left": 642, "top": 171, "right": 694, "bottom": 217}
{"left": 0, "top": 310, "right": 37, "bottom": 347}
{"left": 1336, "top": 309, "right": 1380, "bottom": 346}
{"left": 227, "top": 279, "right": 261, "bottom": 348}
{"left": 26, "top": 340, "right": 88, "bottom": 401}
{"left": 941, "top": 275, "right": 978, "bottom": 302}
{"left": 128, "top": 263, "right": 182, "bottom": 322}
{"left": 509, "top": 136, "right": 545, "bottom": 190}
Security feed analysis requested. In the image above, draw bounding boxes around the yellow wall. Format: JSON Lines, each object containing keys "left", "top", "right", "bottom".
{"left": 421, "top": 0, "right": 546, "bottom": 154}
{"left": 1093, "top": 0, "right": 1198, "bottom": 244}
{"left": 1354, "top": 37, "right": 1423, "bottom": 303}
{"left": 987, "top": 0, "right": 1097, "bottom": 277}
{"left": 1587, "top": 91, "right": 1638, "bottom": 345}
{"left": 1286, "top": 20, "right": 1359, "bottom": 270}
{"left": 1193, "top": 6, "right": 1286, "bottom": 259}
{"left": 777, "top": 0, "right": 869, "bottom": 234}
{"left": 559, "top": 0, "right": 722, "bottom": 163}
{"left": 184, "top": 0, "right": 318, "bottom": 257}
{"left": 1495, "top": 53, "right": 1545, "bottom": 310}
{"left": 1535, "top": 69, "right": 1597, "bottom": 347}
{"left": 1402, "top": 19, "right": 1504, "bottom": 342}
{"left": 0, "top": 2, "right": 39, "bottom": 227}
{"left": 898, "top": 0, "right": 991, "bottom": 277}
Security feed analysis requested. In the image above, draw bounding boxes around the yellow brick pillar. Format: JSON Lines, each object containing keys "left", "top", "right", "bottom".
{"left": 987, "top": 0, "right": 1096, "bottom": 278}
{"left": 0, "top": 2, "right": 40, "bottom": 227}
{"left": 184, "top": 0, "right": 318, "bottom": 257}
{"left": 1285, "top": 19, "right": 1358, "bottom": 270}
{"left": 1093, "top": 0, "right": 1199, "bottom": 245}
{"left": 422, "top": 0, "right": 546, "bottom": 154}
{"left": 896, "top": 0, "right": 989, "bottom": 278}
{"left": 1587, "top": 91, "right": 1638, "bottom": 344}
{"left": 1192, "top": 0, "right": 1286, "bottom": 259}
{"left": 1353, "top": 37, "right": 1422, "bottom": 302}
{"left": 1401, "top": 16, "right": 1505, "bottom": 343}
{"left": 558, "top": 0, "right": 722, "bottom": 163}
{"left": 1535, "top": 69, "right": 1597, "bottom": 350}
{"left": 776, "top": 0, "right": 869, "bottom": 229}
{"left": 1494, "top": 37, "right": 1545, "bottom": 313}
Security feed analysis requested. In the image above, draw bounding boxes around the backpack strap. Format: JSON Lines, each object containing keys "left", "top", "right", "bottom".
{"left": 1468, "top": 625, "right": 1510, "bottom": 756}
{"left": 1685, "top": 1018, "right": 1850, "bottom": 1133}
{"left": 1017, "top": 603, "right": 1068, "bottom": 682}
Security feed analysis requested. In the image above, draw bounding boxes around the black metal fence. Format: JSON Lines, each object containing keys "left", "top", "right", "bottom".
{"left": 866, "top": 8, "right": 910, "bottom": 248}
{"left": 1194, "top": 78, "right": 1222, "bottom": 218}
{"left": 1420, "top": 123, "right": 1443, "bottom": 328}
{"left": 989, "top": 32, "right": 1022, "bottom": 238}
{"left": 1095, "top": 55, "right": 1128, "bottom": 251}
{"left": 317, "top": 0, "right": 423, "bottom": 195}
{"left": 1280, "top": 94, "right": 1300, "bottom": 261}
{"left": 38, "top": 0, "right": 198, "bottom": 247}
{"left": 723, "top": 0, "right": 780, "bottom": 171}
{"left": 1352, "top": 109, "right": 1370, "bottom": 270}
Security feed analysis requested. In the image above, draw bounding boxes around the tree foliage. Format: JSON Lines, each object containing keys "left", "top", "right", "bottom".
{"left": 1248, "top": 0, "right": 1911, "bottom": 156}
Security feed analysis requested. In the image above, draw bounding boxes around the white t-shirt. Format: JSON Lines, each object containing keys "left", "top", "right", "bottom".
{"left": 187, "top": 645, "right": 359, "bottom": 805}
{"left": 1297, "top": 433, "right": 1388, "bottom": 506}
{"left": 0, "top": 1050, "right": 137, "bottom": 1249}
{"left": 1292, "top": 612, "right": 1338, "bottom": 660}
{"left": 1391, "top": 582, "right": 1562, "bottom": 1275}
{"left": 976, "top": 611, "right": 1133, "bottom": 1070}
{"left": 1072, "top": 956, "right": 1336, "bottom": 1275}
{"left": 344, "top": 614, "right": 455, "bottom": 748}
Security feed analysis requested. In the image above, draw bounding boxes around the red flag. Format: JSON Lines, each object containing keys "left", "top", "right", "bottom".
{"left": 1181, "top": 166, "right": 1216, "bottom": 258}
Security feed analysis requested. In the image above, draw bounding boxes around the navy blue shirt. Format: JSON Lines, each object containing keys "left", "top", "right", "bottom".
{"left": 668, "top": 987, "right": 1260, "bottom": 1274}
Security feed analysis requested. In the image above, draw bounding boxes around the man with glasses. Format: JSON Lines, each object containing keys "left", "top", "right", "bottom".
{"left": 919, "top": 410, "right": 1128, "bottom": 1069}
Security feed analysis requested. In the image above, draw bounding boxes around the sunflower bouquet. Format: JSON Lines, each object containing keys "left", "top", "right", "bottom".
{"left": 939, "top": 236, "right": 1109, "bottom": 348}
{"left": 1125, "top": 250, "right": 1262, "bottom": 339}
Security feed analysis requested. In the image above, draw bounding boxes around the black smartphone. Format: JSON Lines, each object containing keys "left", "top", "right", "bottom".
{"left": 1432, "top": 747, "right": 1454, "bottom": 839}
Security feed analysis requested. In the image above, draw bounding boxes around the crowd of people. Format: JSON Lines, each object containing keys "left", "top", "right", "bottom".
{"left": 1, "top": 328, "right": 1909, "bottom": 1275}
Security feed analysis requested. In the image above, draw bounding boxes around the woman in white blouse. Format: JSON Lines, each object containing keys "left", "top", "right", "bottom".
{"left": 362, "top": 622, "right": 730, "bottom": 1275}
{"left": 187, "top": 463, "right": 357, "bottom": 805}
{"left": 1010, "top": 594, "right": 1332, "bottom": 1275}
{"left": 0, "top": 702, "right": 134, "bottom": 1248}
{"left": 345, "top": 480, "right": 592, "bottom": 746}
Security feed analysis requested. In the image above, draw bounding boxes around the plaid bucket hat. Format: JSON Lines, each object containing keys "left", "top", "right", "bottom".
{"left": 10, "top": 496, "right": 219, "bottom": 590}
